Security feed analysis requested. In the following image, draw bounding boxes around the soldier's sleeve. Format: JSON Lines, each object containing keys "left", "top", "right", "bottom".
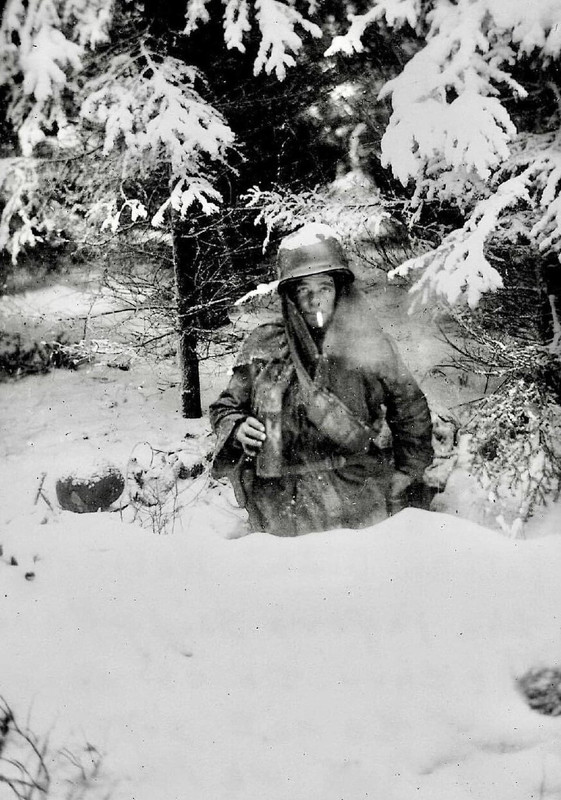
{"left": 208, "top": 365, "right": 253, "bottom": 478}
{"left": 376, "top": 337, "right": 434, "bottom": 479}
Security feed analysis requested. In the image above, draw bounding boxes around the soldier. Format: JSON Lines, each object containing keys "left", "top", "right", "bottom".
{"left": 210, "top": 223, "right": 433, "bottom": 536}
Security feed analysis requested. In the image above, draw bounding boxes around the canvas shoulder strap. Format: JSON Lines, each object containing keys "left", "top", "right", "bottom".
{"left": 284, "top": 299, "right": 374, "bottom": 455}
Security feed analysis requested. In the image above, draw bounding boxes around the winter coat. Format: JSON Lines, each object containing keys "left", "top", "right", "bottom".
{"left": 209, "top": 285, "right": 433, "bottom": 536}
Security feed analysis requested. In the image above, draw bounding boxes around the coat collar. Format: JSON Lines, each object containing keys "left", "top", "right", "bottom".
{"left": 235, "top": 285, "right": 390, "bottom": 372}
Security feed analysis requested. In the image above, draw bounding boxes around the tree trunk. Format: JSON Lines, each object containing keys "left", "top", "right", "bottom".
{"left": 541, "top": 251, "right": 561, "bottom": 352}
{"left": 172, "top": 219, "right": 202, "bottom": 418}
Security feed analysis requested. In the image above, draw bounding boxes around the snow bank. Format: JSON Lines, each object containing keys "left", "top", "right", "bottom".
{"left": 0, "top": 283, "right": 117, "bottom": 321}
{"left": 2, "top": 509, "right": 561, "bottom": 799}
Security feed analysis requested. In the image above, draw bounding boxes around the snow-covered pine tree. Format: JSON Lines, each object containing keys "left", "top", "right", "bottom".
{"left": 327, "top": 0, "right": 561, "bottom": 312}
{"left": 0, "top": 0, "right": 322, "bottom": 414}
{"left": 0, "top": 0, "right": 318, "bottom": 256}
{"left": 323, "top": 1, "right": 561, "bottom": 530}
{"left": 4, "top": 1, "right": 561, "bottom": 312}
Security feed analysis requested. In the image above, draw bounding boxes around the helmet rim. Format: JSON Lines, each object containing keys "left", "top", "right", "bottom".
{"left": 278, "top": 263, "right": 354, "bottom": 290}
{"left": 276, "top": 233, "right": 354, "bottom": 289}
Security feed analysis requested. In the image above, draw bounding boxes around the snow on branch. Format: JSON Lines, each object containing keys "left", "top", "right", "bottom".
{"left": 0, "top": 0, "right": 114, "bottom": 154}
{"left": 60, "top": 0, "right": 114, "bottom": 48}
{"left": 186, "top": 0, "right": 320, "bottom": 74}
{"left": 152, "top": 177, "right": 223, "bottom": 226}
{"left": 20, "top": 24, "right": 82, "bottom": 102}
{"left": 325, "top": 0, "right": 421, "bottom": 56}
{"left": 100, "top": 198, "right": 148, "bottom": 234}
{"left": 0, "top": 0, "right": 86, "bottom": 154}
{"left": 530, "top": 143, "right": 561, "bottom": 253}
{"left": 490, "top": 0, "right": 561, "bottom": 59}
{"left": 243, "top": 184, "right": 393, "bottom": 252}
{"left": 377, "top": 4, "right": 527, "bottom": 186}
{"left": 0, "top": 159, "right": 42, "bottom": 262}
{"left": 391, "top": 225, "right": 504, "bottom": 310}
{"left": 183, "top": 0, "right": 212, "bottom": 35}
{"left": 253, "top": 0, "right": 322, "bottom": 80}
{"left": 349, "top": 0, "right": 561, "bottom": 309}
{"left": 490, "top": 132, "right": 561, "bottom": 257}
{"left": 391, "top": 165, "right": 541, "bottom": 307}
{"left": 329, "top": 1, "right": 559, "bottom": 208}
{"left": 223, "top": 0, "right": 251, "bottom": 52}
{"left": 391, "top": 130, "right": 561, "bottom": 308}
{"left": 80, "top": 42, "right": 235, "bottom": 225}
{"left": 381, "top": 90, "right": 516, "bottom": 185}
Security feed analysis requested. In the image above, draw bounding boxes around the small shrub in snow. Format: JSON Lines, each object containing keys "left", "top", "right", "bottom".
{"left": 0, "top": 698, "right": 105, "bottom": 799}
{"left": 44, "top": 340, "right": 92, "bottom": 371}
{"left": 0, "top": 333, "right": 91, "bottom": 380}
{"left": 127, "top": 448, "right": 183, "bottom": 510}
{"left": 467, "top": 379, "right": 560, "bottom": 517}
{"left": 0, "top": 332, "right": 51, "bottom": 379}
{"left": 448, "top": 315, "right": 561, "bottom": 528}
{"left": 126, "top": 441, "right": 213, "bottom": 534}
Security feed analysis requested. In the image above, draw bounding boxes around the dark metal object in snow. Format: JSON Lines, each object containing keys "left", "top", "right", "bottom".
{"left": 56, "top": 466, "right": 125, "bottom": 513}
{"left": 519, "top": 667, "right": 561, "bottom": 716}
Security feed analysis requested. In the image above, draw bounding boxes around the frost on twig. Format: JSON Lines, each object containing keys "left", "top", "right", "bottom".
{"left": 243, "top": 184, "right": 393, "bottom": 252}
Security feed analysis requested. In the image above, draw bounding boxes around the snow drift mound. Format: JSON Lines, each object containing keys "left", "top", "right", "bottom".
{"left": 2, "top": 509, "right": 561, "bottom": 800}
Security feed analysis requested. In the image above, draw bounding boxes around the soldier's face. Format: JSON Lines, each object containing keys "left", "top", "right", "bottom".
{"left": 294, "top": 274, "right": 337, "bottom": 329}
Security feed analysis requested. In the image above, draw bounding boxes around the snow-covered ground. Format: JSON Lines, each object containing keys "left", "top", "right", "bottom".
{"left": 2, "top": 277, "right": 561, "bottom": 799}
{"left": 3, "top": 509, "right": 561, "bottom": 800}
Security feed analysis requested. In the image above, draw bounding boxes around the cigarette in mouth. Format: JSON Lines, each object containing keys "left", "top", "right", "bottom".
{"left": 316, "top": 311, "right": 324, "bottom": 328}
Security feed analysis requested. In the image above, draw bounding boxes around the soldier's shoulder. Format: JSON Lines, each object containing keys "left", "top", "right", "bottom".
{"left": 236, "top": 319, "right": 286, "bottom": 365}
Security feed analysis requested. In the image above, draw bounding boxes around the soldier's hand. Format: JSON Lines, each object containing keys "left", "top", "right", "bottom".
{"left": 390, "top": 470, "right": 413, "bottom": 497}
{"left": 235, "top": 417, "right": 267, "bottom": 456}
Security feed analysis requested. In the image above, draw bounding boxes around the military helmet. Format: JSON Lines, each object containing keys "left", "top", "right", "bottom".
{"left": 277, "top": 223, "right": 354, "bottom": 290}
